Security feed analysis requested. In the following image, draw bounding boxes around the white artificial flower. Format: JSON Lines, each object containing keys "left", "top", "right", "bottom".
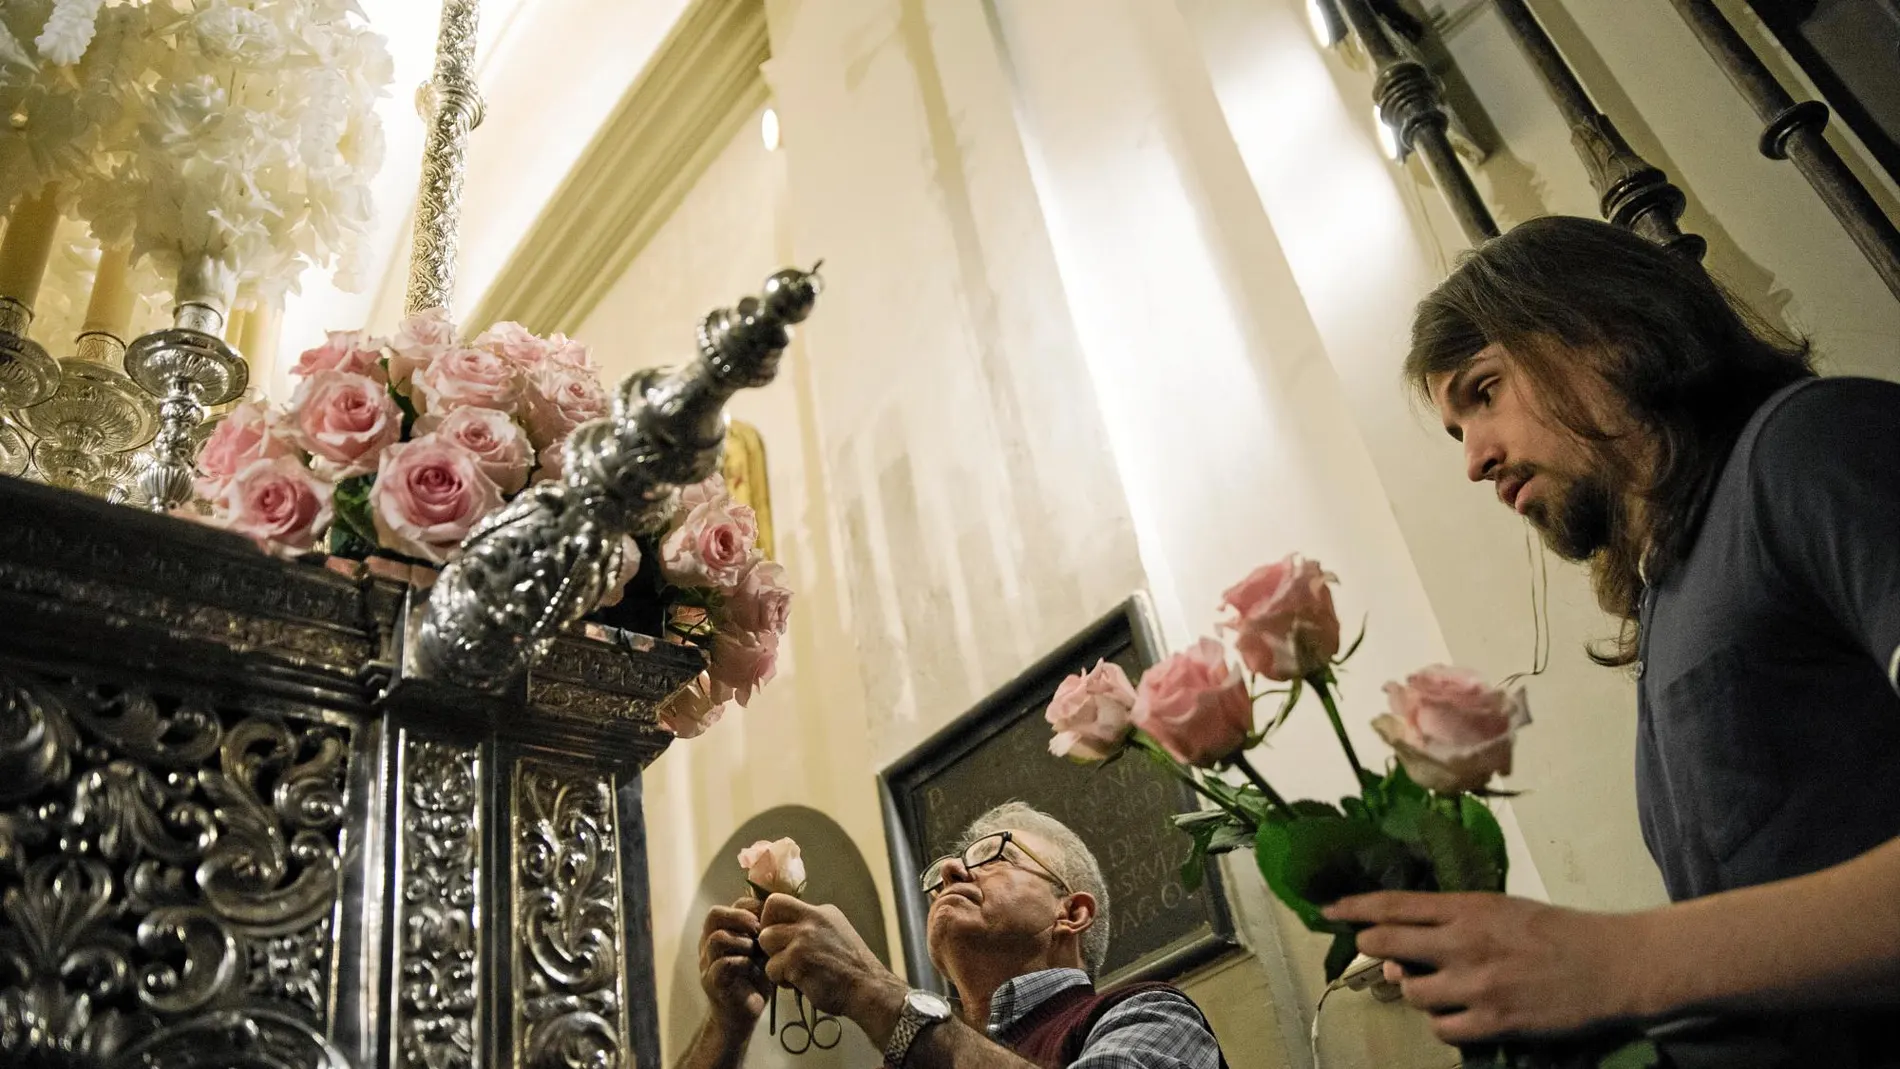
{"left": 193, "top": 4, "right": 284, "bottom": 66}
{"left": 34, "top": 0, "right": 105, "bottom": 67}
{"left": 0, "top": 21, "right": 37, "bottom": 71}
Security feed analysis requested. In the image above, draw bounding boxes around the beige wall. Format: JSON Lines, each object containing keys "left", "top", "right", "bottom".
{"left": 569, "top": 1, "right": 1900, "bottom": 1067}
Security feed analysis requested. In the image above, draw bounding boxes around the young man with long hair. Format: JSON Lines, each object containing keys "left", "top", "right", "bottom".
{"left": 1326, "top": 216, "right": 1900, "bottom": 1064}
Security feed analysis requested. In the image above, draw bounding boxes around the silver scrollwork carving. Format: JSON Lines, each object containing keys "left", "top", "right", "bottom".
{"left": 416, "top": 267, "right": 822, "bottom": 688}
{"left": 0, "top": 666, "right": 352, "bottom": 1065}
{"left": 514, "top": 759, "right": 625, "bottom": 1069}
{"left": 396, "top": 736, "right": 481, "bottom": 1069}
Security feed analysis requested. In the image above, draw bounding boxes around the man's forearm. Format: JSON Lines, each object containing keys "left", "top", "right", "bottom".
{"left": 1630, "top": 835, "right": 1900, "bottom": 1017}
{"left": 673, "top": 1015, "right": 751, "bottom": 1069}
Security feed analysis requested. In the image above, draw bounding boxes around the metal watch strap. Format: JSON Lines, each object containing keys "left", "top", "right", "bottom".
{"left": 882, "top": 994, "right": 946, "bottom": 1068}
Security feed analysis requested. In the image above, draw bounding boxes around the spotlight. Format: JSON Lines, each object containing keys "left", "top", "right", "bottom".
{"left": 1374, "top": 105, "right": 1404, "bottom": 161}
{"left": 1307, "top": 0, "right": 1346, "bottom": 48}
{"left": 761, "top": 107, "right": 781, "bottom": 151}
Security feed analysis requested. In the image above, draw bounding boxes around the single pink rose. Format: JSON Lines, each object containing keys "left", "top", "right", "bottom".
{"left": 470, "top": 321, "right": 549, "bottom": 373}
{"left": 1373, "top": 665, "right": 1531, "bottom": 793}
{"left": 659, "top": 673, "right": 726, "bottom": 739}
{"left": 596, "top": 536, "right": 644, "bottom": 609}
{"left": 1220, "top": 554, "right": 1342, "bottom": 682}
{"left": 369, "top": 435, "right": 505, "bottom": 564}
{"left": 193, "top": 401, "right": 294, "bottom": 500}
{"left": 423, "top": 406, "right": 532, "bottom": 494}
{"left": 1045, "top": 659, "right": 1138, "bottom": 764}
{"left": 416, "top": 345, "right": 522, "bottom": 417}
{"left": 725, "top": 559, "right": 792, "bottom": 636}
{"left": 214, "top": 455, "right": 333, "bottom": 554}
{"left": 389, "top": 307, "right": 457, "bottom": 386}
{"left": 534, "top": 440, "right": 567, "bottom": 485}
{"left": 290, "top": 329, "right": 387, "bottom": 382}
{"left": 1130, "top": 638, "right": 1254, "bottom": 767}
{"left": 286, "top": 369, "right": 402, "bottom": 479}
{"left": 542, "top": 332, "right": 593, "bottom": 370}
{"left": 707, "top": 627, "right": 778, "bottom": 707}
{"left": 736, "top": 836, "right": 805, "bottom": 896}
{"left": 522, "top": 362, "right": 610, "bottom": 450}
{"left": 660, "top": 500, "right": 759, "bottom": 589}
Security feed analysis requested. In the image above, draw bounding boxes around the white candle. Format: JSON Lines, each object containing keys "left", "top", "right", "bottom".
{"left": 82, "top": 245, "right": 137, "bottom": 339}
{"left": 0, "top": 188, "right": 60, "bottom": 308}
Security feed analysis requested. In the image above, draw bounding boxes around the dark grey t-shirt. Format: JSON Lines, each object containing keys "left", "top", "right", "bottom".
{"left": 1634, "top": 377, "right": 1900, "bottom": 1064}
{"left": 1636, "top": 376, "right": 1900, "bottom": 899}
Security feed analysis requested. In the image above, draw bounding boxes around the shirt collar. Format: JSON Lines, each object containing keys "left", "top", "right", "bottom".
{"left": 984, "top": 967, "right": 1093, "bottom": 1038}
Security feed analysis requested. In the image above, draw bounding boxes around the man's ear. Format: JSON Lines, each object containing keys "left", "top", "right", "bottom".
{"left": 1055, "top": 890, "right": 1097, "bottom": 937}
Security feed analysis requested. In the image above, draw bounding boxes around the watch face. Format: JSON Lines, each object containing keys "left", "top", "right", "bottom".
{"left": 907, "top": 990, "right": 953, "bottom": 1019}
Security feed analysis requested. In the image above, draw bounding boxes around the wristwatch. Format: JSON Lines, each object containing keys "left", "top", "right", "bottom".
{"left": 882, "top": 988, "right": 953, "bottom": 1068}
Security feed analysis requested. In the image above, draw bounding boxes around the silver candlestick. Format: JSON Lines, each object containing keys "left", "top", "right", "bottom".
{"left": 18, "top": 331, "right": 158, "bottom": 491}
{"left": 123, "top": 256, "right": 249, "bottom": 511}
{"left": 0, "top": 296, "right": 60, "bottom": 410}
{"left": 414, "top": 265, "right": 823, "bottom": 686}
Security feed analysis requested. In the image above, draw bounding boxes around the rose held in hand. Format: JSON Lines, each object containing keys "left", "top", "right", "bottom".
{"left": 1131, "top": 638, "right": 1254, "bottom": 767}
{"left": 1046, "top": 659, "right": 1138, "bottom": 764}
{"left": 1374, "top": 665, "right": 1530, "bottom": 793}
{"left": 738, "top": 837, "right": 806, "bottom": 897}
{"left": 1220, "top": 553, "right": 1342, "bottom": 681}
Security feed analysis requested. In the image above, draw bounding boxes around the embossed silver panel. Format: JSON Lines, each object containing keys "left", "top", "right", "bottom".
{"left": 393, "top": 734, "right": 482, "bottom": 1069}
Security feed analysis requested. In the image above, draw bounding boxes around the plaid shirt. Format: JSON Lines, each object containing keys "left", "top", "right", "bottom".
{"left": 985, "top": 968, "right": 1222, "bottom": 1069}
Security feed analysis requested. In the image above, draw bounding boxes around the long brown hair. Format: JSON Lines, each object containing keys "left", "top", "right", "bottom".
{"left": 1404, "top": 216, "right": 1814, "bottom": 665}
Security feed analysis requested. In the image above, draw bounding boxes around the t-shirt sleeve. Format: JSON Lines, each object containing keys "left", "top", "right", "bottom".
{"left": 1071, "top": 989, "right": 1222, "bottom": 1069}
{"left": 1750, "top": 378, "right": 1900, "bottom": 691}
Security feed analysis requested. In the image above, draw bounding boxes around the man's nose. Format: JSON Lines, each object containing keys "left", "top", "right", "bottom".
{"left": 1464, "top": 429, "right": 1504, "bottom": 483}
{"left": 939, "top": 858, "right": 974, "bottom": 886}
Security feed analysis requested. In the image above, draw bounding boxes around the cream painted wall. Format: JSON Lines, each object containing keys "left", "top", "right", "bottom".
{"left": 566, "top": 0, "right": 1900, "bottom": 1067}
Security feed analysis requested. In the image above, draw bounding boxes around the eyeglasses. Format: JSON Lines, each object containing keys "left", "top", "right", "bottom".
{"left": 920, "top": 830, "right": 1072, "bottom": 898}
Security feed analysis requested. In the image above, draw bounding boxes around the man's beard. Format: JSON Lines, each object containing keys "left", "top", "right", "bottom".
{"left": 1522, "top": 468, "right": 1618, "bottom": 561}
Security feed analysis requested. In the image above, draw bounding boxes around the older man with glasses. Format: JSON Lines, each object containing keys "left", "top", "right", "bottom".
{"left": 674, "top": 801, "right": 1225, "bottom": 1069}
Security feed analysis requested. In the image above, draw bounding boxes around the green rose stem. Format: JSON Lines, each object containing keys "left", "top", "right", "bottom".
{"left": 1132, "top": 733, "right": 1270, "bottom": 824}
{"left": 1228, "top": 752, "right": 1294, "bottom": 819}
{"left": 1309, "top": 672, "right": 1369, "bottom": 786}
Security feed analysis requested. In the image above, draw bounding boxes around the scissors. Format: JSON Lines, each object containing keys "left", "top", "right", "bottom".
{"left": 772, "top": 987, "right": 842, "bottom": 1055}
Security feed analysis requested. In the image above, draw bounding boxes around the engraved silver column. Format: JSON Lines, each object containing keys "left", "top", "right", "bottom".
{"left": 406, "top": 0, "right": 485, "bottom": 318}
{"left": 414, "top": 266, "right": 822, "bottom": 687}
{"left": 0, "top": 296, "right": 59, "bottom": 411}
{"left": 124, "top": 256, "right": 250, "bottom": 511}
{"left": 513, "top": 758, "right": 627, "bottom": 1069}
{"left": 392, "top": 734, "right": 483, "bottom": 1069}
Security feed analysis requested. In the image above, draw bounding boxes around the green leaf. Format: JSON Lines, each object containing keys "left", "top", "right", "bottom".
{"left": 1323, "top": 930, "right": 1359, "bottom": 983}
{"left": 1415, "top": 805, "right": 1502, "bottom": 892}
{"left": 1596, "top": 1038, "right": 1662, "bottom": 1069}
{"left": 1180, "top": 833, "right": 1208, "bottom": 893}
{"left": 1335, "top": 616, "right": 1368, "bottom": 666}
{"left": 1257, "top": 817, "right": 1408, "bottom": 932}
{"left": 1287, "top": 799, "right": 1345, "bottom": 821}
{"left": 332, "top": 475, "right": 377, "bottom": 548}
{"left": 387, "top": 378, "right": 420, "bottom": 437}
{"left": 1207, "top": 823, "right": 1254, "bottom": 854}
{"left": 1172, "top": 809, "right": 1231, "bottom": 832}
{"left": 327, "top": 521, "right": 375, "bottom": 559}
{"left": 1458, "top": 795, "right": 1510, "bottom": 888}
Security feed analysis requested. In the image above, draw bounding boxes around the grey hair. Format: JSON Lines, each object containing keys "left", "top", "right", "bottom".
{"left": 959, "top": 802, "right": 1110, "bottom": 976}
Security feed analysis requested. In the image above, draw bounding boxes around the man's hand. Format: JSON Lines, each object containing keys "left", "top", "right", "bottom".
{"left": 757, "top": 893, "right": 909, "bottom": 1046}
{"left": 699, "top": 896, "right": 772, "bottom": 1034}
{"left": 1324, "top": 891, "right": 1646, "bottom": 1044}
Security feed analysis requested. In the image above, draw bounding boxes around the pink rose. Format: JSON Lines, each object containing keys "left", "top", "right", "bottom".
{"left": 543, "top": 332, "right": 593, "bottom": 370}
{"left": 659, "top": 674, "right": 727, "bottom": 739}
{"left": 389, "top": 307, "right": 457, "bottom": 386}
{"left": 677, "top": 472, "right": 729, "bottom": 512}
{"left": 1130, "top": 638, "right": 1254, "bottom": 767}
{"left": 213, "top": 456, "right": 333, "bottom": 554}
{"left": 290, "top": 330, "right": 386, "bottom": 381}
{"left": 1373, "top": 666, "right": 1531, "bottom": 794}
{"left": 416, "top": 345, "right": 522, "bottom": 416}
{"left": 725, "top": 559, "right": 792, "bottom": 635}
{"left": 522, "top": 363, "right": 610, "bottom": 449}
{"left": 707, "top": 627, "right": 778, "bottom": 707}
{"left": 660, "top": 501, "right": 759, "bottom": 589}
{"left": 193, "top": 401, "right": 294, "bottom": 499}
{"left": 470, "top": 321, "right": 549, "bottom": 372}
{"left": 423, "top": 406, "right": 531, "bottom": 494}
{"left": 1219, "top": 554, "right": 1342, "bottom": 681}
{"left": 1045, "top": 659, "right": 1138, "bottom": 764}
{"left": 534, "top": 441, "right": 567, "bottom": 484}
{"left": 736, "top": 836, "right": 805, "bottom": 896}
{"left": 596, "top": 536, "right": 644, "bottom": 609}
{"left": 286, "top": 370, "right": 402, "bottom": 479}
{"left": 369, "top": 435, "right": 505, "bottom": 564}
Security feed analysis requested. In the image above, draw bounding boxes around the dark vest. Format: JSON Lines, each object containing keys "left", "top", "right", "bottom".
{"left": 999, "top": 980, "right": 1227, "bottom": 1069}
